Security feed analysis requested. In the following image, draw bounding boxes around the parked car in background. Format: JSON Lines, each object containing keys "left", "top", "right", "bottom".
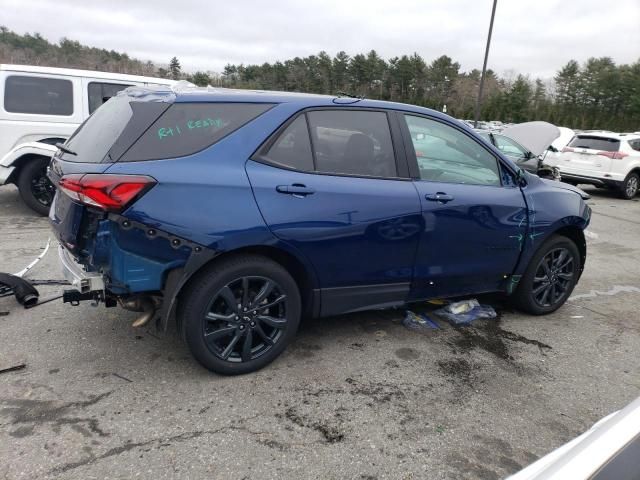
{"left": 48, "top": 86, "right": 591, "bottom": 374}
{"left": 0, "top": 64, "right": 175, "bottom": 214}
{"left": 547, "top": 131, "right": 640, "bottom": 199}
{"left": 476, "top": 121, "right": 561, "bottom": 180}
{"left": 509, "top": 395, "right": 640, "bottom": 480}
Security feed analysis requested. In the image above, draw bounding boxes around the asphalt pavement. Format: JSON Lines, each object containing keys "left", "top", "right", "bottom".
{"left": 1, "top": 184, "right": 639, "bottom": 480}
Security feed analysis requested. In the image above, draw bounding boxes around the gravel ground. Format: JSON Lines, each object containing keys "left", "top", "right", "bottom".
{"left": 0, "top": 184, "right": 639, "bottom": 480}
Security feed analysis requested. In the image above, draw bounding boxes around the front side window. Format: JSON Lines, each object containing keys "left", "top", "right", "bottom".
{"left": 4, "top": 75, "right": 73, "bottom": 115}
{"left": 404, "top": 115, "right": 501, "bottom": 186}
{"left": 88, "top": 82, "right": 132, "bottom": 114}
{"left": 306, "top": 110, "right": 397, "bottom": 178}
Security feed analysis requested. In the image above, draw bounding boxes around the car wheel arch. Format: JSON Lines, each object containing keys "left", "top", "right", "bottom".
{"left": 169, "top": 244, "right": 320, "bottom": 332}
{"left": 6, "top": 153, "right": 51, "bottom": 185}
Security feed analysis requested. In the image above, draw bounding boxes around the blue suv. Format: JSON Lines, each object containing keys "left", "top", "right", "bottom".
{"left": 48, "top": 86, "right": 591, "bottom": 374}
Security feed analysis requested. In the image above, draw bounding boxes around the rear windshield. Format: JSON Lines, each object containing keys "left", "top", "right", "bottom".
{"left": 62, "top": 96, "right": 167, "bottom": 163}
{"left": 568, "top": 135, "right": 620, "bottom": 152}
{"left": 61, "top": 99, "right": 273, "bottom": 163}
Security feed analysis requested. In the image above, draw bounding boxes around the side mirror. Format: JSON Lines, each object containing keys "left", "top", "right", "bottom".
{"left": 516, "top": 168, "right": 528, "bottom": 187}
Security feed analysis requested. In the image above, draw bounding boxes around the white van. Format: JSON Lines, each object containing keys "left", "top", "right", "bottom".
{"left": 0, "top": 64, "right": 175, "bottom": 214}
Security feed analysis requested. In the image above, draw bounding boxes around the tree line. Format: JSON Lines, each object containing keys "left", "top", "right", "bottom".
{"left": 1, "top": 27, "right": 638, "bottom": 131}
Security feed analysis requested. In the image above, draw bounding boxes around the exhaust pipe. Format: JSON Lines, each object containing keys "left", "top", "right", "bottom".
{"left": 119, "top": 296, "right": 156, "bottom": 328}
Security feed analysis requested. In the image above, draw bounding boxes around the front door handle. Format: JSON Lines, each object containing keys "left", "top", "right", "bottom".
{"left": 425, "top": 192, "right": 454, "bottom": 203}
{"left": 276, "top": 184, "right": 315, "bottom": 196}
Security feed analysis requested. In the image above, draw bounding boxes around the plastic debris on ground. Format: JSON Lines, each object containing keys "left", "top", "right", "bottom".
{"left": 402, "top": 310, "right": 440, "bottom": 331}
{"left": 433, "top": 299, "right": 497, "bottom": 325}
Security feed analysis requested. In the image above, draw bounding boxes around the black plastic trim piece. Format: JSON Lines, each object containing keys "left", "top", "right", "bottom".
{"left": 320, "top": 282, "right": 410, "bottom": 317}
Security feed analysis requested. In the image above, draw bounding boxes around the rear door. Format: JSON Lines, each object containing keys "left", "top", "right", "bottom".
{"left": 399, "top": 113, "right": 527, "bottom": 299}
{"left": 560, "top": 135, "right": 619, "bottom": 175}
{"left": 246, "top": 108, "right": 423, "bottom": 316}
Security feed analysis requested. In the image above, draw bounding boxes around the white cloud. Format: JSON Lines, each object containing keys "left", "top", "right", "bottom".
{"left": 2, "top": 0, "right": 638, "bottom": 78}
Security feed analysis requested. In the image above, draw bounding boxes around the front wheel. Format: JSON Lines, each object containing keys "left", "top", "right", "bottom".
{"left": 17, "top": 157, "right": 55, "bottom": 216}
{"left": 512, "top": 235, "right": 581, "bottom": 315}
{"left": 619, "top": 172, "right": 639, "bottom": 200}
{"left": 180, "top": 255, "right": 301, "bottom": 375}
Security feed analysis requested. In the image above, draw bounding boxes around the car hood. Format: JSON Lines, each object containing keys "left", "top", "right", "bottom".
{"left": 501, "top": 121, "right": 561, "bottom": 157}
{"left": 541, "top": 177, "right": 590, "bottom": 199}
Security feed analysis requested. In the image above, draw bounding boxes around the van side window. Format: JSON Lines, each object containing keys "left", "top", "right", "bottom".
{"left": 88, "top": 82, "right": 132, "bottom": 114}
{"left": 4, "top": 75, "right": 73, "bottom": 115}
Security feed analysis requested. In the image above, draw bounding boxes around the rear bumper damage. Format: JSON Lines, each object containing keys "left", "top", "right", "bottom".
{"left": 55, "top": 215, "right": 217, "bottom": 330}
{"left": 59, "top": 245, "right": 105, "bottom": 294}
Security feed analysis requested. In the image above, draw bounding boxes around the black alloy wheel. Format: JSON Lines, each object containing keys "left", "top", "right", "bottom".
{"left": 203, "top": 276, "right": 287, "bottom": 363}
{"left": 512, "top": 234, "right": 580, "bottom": 315}
{"left": 17, "top": 157, "right": 55, "bottom": 216}
{"left": 181, "top": 255, "right": 301, "bottom": 375}
{"left": 531, "top": 248, "right": 575, "bottom": 308}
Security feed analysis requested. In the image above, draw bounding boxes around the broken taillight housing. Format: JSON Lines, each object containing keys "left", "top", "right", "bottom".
{"left": 58, "top": 174, "right": 156, "bottom": 212}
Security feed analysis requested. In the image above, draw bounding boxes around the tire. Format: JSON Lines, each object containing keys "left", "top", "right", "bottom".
{"left": 512, "top": 235, "right": 581, "bottom": 315}
{"left": 180, "top": 254, "right": 301, "bottom": 375}
{"left": 619, "top": 172, "right": 639, "bottom": 200}
{"left": 17, "top": 157, "right": 55, "bottom": 216}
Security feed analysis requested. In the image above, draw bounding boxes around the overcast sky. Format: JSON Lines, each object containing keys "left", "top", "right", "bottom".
{"left": 3, "top": 0, "right": 639, "bottom": 78}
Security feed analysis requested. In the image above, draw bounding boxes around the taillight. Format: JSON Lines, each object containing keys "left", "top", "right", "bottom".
{"left": 561, "top": 147, "right": 574, "bottom": 153}
{"left": 596, "top": 151, "right": 628, "bottom": 159}
{"left": 58, "top": 174, "right": 156, "bottom": 212}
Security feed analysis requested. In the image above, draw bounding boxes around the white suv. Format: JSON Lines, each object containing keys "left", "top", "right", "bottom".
{"left": 0, "top": 64, "right": 174, "bottom": 214}
{"left": 548, "top": 131, "right": 640, "bottom": 199}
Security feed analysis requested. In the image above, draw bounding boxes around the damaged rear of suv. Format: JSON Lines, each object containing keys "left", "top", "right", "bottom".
{"left": 49, "top": 85, "right": 591, "bottom": 375}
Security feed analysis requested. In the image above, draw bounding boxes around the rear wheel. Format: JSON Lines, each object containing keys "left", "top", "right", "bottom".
{"left": 619, "top": 172, "right": 639, "bottom": 200}
{"left": 512, "top": 235, "right": 580, "bottom": 315}
{"left": 180, "top": 255, "right": 301, "bottom": 375}
{"left": 17, "top": 157, "right": 55, "bottom": 216}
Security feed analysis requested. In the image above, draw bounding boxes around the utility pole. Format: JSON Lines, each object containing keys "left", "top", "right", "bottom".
{"left": 474, "top": 0, "right": 498, "bottom": 128}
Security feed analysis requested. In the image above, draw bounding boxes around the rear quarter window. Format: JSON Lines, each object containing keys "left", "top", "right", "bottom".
{"left": 120, "top": 102, "right": 274, "bottom": 162}
{"left": 569, "top": 136, "right": 620, "bottom": 152}
{"left": 4, "top": 75, "right": 73, "bottom": 115}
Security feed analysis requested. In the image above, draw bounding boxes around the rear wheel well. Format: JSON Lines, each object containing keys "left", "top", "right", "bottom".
{"left": 6, "top": 154, "right": 51, "bottom": 185}
{"left": 553, "top": 226, "right": 586, "bottom": 273}
{"left": 177, "top": 246, "right": 317, "bottom": 321}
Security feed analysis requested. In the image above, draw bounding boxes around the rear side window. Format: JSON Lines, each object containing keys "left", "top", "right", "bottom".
{"left": 306, "top": 110, "right": 397, "bottom": 177}
{"left": 121, "top": 103, "right": 273, "bottom": 162}
{"left": 88, "top": 82, "right": 132, "bottom": 114}
{"left": 263, "top": 116, "right": 314, "bottom": 171}
{"left": 628, "top": 139, "right": 640, "bottom": 152}
{"left": 568, "top": 136, "right": 620, "bottom": 152}
{"left": 4, "top": 75, "right": 73, "bottom": 115}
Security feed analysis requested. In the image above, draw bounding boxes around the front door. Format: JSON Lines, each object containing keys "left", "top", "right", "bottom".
{"left": 246, "top": 109, "right": 423, "bottom": 315}
{"left": 399, "top": 113, "right": 528, "bottom": 299}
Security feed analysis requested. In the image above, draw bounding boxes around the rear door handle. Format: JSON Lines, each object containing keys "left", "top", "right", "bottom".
{"left": 276, "top": 184, "right": 315, "bottom": 196}
{"left": 425, "top": 192, "right": 454, "bottom": 203}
